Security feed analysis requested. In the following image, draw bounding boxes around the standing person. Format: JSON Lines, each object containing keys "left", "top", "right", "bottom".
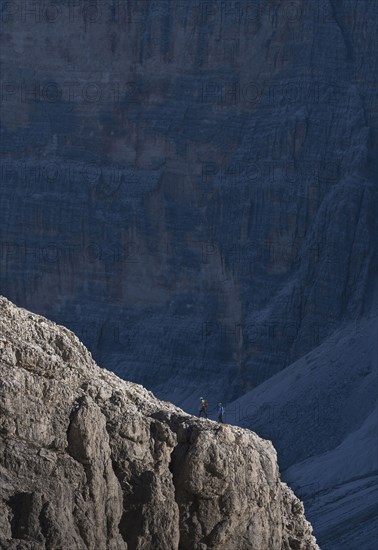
{"left": 217, "top": 403, "right": 225, "bottom": 423}
{"left": 199, "top": 397, "right": 208, "bottom": 418}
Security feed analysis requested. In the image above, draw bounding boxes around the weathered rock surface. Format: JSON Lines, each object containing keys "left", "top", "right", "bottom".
{"left": 1, "top": 2, "right": 377, "bottom": 547}
{"left": 0, "top": 296, "right": 318, "bottom": 549}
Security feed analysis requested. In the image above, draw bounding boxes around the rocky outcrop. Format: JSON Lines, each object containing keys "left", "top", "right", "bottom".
{"left": 0, "top": 296, "right": 318, "bottom": 549}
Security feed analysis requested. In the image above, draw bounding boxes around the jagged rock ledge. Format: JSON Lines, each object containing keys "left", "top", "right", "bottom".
{"left": 0, "top": 296, "right": 319, "bottom": 550}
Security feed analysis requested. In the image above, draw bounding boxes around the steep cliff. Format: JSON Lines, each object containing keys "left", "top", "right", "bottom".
{"left": 1, "top": 0, "right": 377, "bottom": 406}
{"left": 1, "top": 1, "right": 377, "bottom": 547}
{"left": 0, "top": 296, "right": 319, "bottom": 550}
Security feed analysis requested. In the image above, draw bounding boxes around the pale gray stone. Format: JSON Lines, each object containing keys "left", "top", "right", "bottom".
{"left": 0, "top": 296, "right": 319, "bottom": 549}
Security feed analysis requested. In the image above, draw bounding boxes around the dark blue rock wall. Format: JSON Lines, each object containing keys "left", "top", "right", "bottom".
{"left": 1, "top": 0, "right": 377, "bottom": 408}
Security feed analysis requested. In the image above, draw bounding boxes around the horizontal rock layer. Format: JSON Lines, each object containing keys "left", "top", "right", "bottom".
{"left": 1, "top": 0, "right": 377, "bottom": 408}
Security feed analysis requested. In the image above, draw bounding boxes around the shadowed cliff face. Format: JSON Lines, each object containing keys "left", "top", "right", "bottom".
{"left": 1, "top": 0, "right": 377, "bottom": 405}
{"left": 0, "top": 296, "right": 319, "bottom": 549}
{"left": 228, "top": 316, "right": 378, "bottom": 549}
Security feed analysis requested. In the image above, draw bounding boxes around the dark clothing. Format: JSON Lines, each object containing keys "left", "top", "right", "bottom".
{"left": 217, "top": 406, "right": 225, "bottom": 423}
{"left": 199, "top": 399, "right": 208, "bottom": 418}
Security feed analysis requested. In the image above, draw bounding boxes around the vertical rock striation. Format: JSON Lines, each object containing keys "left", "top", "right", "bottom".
{"left": 0, "top": 0, "right": 376, "bottom": 406}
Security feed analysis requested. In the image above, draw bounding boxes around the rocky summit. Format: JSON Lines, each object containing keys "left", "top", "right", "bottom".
{"left": 0, "top": 296, "right": 318, "bottom": 550}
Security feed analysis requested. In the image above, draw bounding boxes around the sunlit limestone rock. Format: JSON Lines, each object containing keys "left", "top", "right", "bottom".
{"left": 0, "top": 296, "right": 319, "bottom": 549}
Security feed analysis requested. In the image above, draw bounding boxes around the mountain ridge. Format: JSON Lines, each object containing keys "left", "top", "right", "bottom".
{"left": 0, "top": 295, "right": 319, "bottom": 550}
